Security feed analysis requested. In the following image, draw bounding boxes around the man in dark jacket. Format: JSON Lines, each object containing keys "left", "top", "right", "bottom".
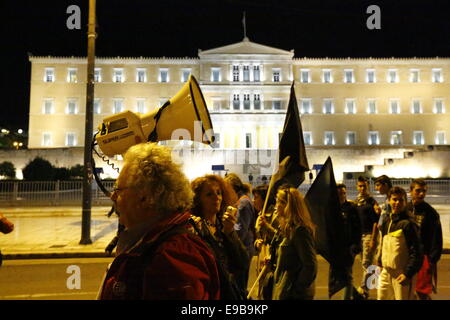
{"left": 354, "top": 176, "right": 380, "bottom": 298}
{"left": 98, "top": 143, "right": 220, "bottom": 300}
{"left": 377, "top": 187, "right": 423, "bottom": 300}
{"left": 337, "top": 184, "right": 362, "bottom": 300}
{"left": 407, "top": 179, "right": 443, "bottom": 300}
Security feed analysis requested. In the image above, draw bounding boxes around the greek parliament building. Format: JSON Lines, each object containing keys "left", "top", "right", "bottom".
{"left": 26, "top": 38, "right": 450, "bottom": 182}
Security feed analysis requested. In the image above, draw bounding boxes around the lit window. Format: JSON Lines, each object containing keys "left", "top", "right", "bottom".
{"left": 43, "top": 99, "right": 54, "bottom": 114}
{"left": 345, "top": 99, "right": 356, "bottom": 114}
{"left": 67, "top": 68, "right": 77, "bottom": 83}
{"left": 136, "top": 68, "right": 147, "bottom": 82}
{"left": 211, "top": 68, "right": 221, "bottom": 82}
{"left": 433, "top": 99, "right": 445, "bottom": 114}
{"left": 301, "top": 99, "right": 312, "bottom": 114}
{"left": 412, "top": 100, "right": 422, "bottom": 114}
{"left": 243, "top": 94, "right": 251, "bottom": 110}
{"left": 181, "top": 69, "right": 191, "bottom": 82}
{"left": 253, "top": 66, "right": 260, "bottom": 82}
{"left": 159, "top": 69, "right": 169, "bottom": 83}
{"left": 367, "top": 99, "right": 377, "bottom": 114}
{"left": 136, "top": 99, "right": 146, "bottom": 113}
{"left": 303, "top": 132, "right": 312, "bottom": 145}
{"left": 94, "top": 99, "right": 101, "bottom": 114}
{"left": 245, "top": 133, "right": 252, "bottom": 148}
{"left": 344, "top": 69, "right": 354, "bottom": 83}
{"left": 346, "top": 132, "right": 356, "bottom": 145}
{"left": 436, "top": 131, "right": 446, "bottom": 144}
{"left": 253, "top": 94, "right": 261, "bottom": 110}
{"left": 67, "top": 99, "right": 78, "bottom": 114}
{"left": 113, "top": 68, "right": 124, "bottom": 83}
{"left": 432, "top": 68, "right": 443, "bottom": 83}
{"left": 113, "top": 99, "right": 124, "bottom": 114}
{"left": 368, "top": 131, "right": 380, "bottom": 145}
{"left": 211, "top": 132, "right": 220, "bottom": 148}
{"left": 300, "top": 69, "right": 310, "bottom": 83}
{"left": 387, "top": 69, "right": 398, "bottom": 83}
{"left": 390, "top": 99, "right": 400, "bottom": 114}
{"left": 324, "top": 131, "right": 335, "bottom": 145}
{"left": 94, "top": 68, "right": 102, "bottom": 82}
{"left": 273, "top": 69, "right": 281, "bottom": 82}
{"left": 233, "top": 94, "right": 240, "bottom": 110}
{"left": 413, "top": 131, "right": 424, "bottom": 145}
{"left": 410, "top": 69, "right": 420, "bottom": 83}
{"left": 44, "top": 68, "right": 55, "bottom": 82}
{"left": 272, "top": 100, "right": 282, "bottom": 110}
{"left": 233, "top": 65, "right": 240, "bottom": 82}
{"left": 243, "top": 66, "right": 250, "bottom": 82}
{"left": 42, "top": 133, "right": 52, "bottom": 147}
{"left": 323, "top": 99, "right": 334, "bottom": 114}
{"left": 390, "top": 131, "right": 403, "bottom": 145}
{"left": 66, "top": 133, "right": 77, "bottom": 147}
{"left": 366, "top": 69, "right": 376, "bottom": 83}
{"left": 322, "top": 69, "right": 332, "bottom": 83}
{"left": 212, "top": 99, "right": 222, "bottom": 111}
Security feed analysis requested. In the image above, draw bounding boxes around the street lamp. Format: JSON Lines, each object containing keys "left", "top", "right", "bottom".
{"left": 13, "top": 141, "right": 23, "bottom": 149}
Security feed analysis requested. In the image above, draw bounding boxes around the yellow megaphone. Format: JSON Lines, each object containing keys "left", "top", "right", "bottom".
{"left": 96, "top": 75, "right": 214, "bottom": 157}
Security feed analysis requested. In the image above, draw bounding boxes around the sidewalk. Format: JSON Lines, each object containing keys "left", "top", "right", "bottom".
{"left": 0, "top": 205, "right": 449, "bottom": 260}
{"left": 0, "top": 206, "right": 118, "bottom": 259}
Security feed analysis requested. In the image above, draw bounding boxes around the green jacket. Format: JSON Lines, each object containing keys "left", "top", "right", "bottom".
{"left": 272, "top": 226, "right": 317, "bottom": 300}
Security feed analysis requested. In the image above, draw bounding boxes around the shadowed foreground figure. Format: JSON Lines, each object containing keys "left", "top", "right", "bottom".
{"left": 98, "top": 143, "right": 220, "bottom": 300}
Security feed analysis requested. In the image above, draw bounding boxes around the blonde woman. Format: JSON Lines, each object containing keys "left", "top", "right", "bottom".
{"left": 271, "top": 186, "right": 317, "bottom": 300}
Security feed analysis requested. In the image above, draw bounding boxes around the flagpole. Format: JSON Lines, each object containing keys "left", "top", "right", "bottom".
{"left": 242, "top": 11, "right": 247, "bottom": 39}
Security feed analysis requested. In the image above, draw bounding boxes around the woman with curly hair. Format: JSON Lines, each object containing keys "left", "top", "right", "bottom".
{"left": 191, "top": 174, "right": 250, "bottom": 299}
{"left": 270, "top": 186, "right": 317, "bottom": 300}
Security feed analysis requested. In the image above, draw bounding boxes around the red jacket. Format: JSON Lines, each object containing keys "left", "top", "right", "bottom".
{"left": 99, "top": 213, "right": 220, "bottom": 300}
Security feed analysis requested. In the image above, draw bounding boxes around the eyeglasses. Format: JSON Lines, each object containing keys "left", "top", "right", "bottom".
{"left": 113, "top": 186, "right": 131, "bottom": 193}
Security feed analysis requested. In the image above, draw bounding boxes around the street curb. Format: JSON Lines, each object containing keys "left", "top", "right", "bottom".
{"left": 2, "top": 252, "right": 114, "bottom": 260}
{"left": 2, "top": 249, "right": 450, "bottom": 260}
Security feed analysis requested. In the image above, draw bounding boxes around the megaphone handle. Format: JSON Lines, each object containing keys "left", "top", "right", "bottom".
{"left": 147, "top": 100, "right": 171, "bottom": 142}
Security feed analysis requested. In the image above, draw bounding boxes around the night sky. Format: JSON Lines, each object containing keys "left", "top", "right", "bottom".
{"left": 1, "top": 0, "right": 449, "bottom": 131}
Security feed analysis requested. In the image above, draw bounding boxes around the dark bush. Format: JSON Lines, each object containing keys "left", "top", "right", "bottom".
{"left": 22, "top": 157, "right": 55, "bottom": 181}
{"left": 0, "top": 161, "right": 16, "bottom": 179}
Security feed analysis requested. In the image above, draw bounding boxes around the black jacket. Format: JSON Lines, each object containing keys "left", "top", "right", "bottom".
{"left": 379, "top": 210, "right": 423, "bottom": 279}
{"left": 407, "top": 201, "right": 443, "bottom": 264}
{"left": 341, "top": 200, "right": 362, "bottom": 254}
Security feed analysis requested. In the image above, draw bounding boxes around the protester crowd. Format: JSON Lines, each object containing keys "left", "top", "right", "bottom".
{"left": 89, "top": 143, "right": 444, "bottom": 300}
{"left": 2, "top": 142, "right": 441, "bottom": 301}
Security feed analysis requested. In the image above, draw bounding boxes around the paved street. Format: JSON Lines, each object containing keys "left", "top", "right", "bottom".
{"left": 0, "top": 204, "right": 448, "bottom": 300}
{"left": 1, "top": 255, "right": 449, "bottom": 300}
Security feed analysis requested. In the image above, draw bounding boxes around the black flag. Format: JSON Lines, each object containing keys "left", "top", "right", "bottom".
{"left": 269, "top": 83, "right": 309, "bottom": 196}
{"left": 305, "top": 156, "right": 352, "bottom": 298}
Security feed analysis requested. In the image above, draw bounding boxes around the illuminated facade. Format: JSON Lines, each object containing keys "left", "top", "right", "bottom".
{"left": 27, "top": 38, "right": 450, "bottom": 180}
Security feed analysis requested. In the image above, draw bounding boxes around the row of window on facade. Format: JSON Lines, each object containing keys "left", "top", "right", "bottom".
{"left": 299, "top": 98, "right": 446, "bottom": 114}
{"left": 301, "top": 131, "right": 447, "bottom": 146}
{"left": 41, "top": 130, "right": 447, "bottom": 148}
{"left": 299, "top": 68, "right": 445, "bottom": 83}
{"left": 44, "top": 67, "right": 191, "bottom": 83}
{"left": 43, "top": 66, "right": 445, "bottom": 83}
{"left": 41, "top": 96, "right": 446, "bottom": 115}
